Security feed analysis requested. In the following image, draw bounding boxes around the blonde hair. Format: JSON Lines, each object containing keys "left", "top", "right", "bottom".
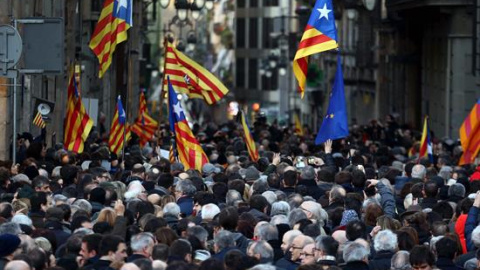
{"left": 96, "top": 207, "right": 116, "bottom": 227}
{"left": 160, "top": 195, "right": 175, "bottom": 208}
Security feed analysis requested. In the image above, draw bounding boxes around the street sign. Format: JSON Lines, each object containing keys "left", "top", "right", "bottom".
{"left": 0, "top": 24, "right": 22, "bottom": 78}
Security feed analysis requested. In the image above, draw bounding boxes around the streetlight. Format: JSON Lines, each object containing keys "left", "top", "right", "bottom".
{"left": 159, "top": 0, "right": 170, "bottom": 8}
{"left": 205, "top": 0, "right": 214, "bottom": 10}
{"left": 175, "top": 0, "right": 190, "bottom": 21}
{"left": 194, "top": 0, "right": 205, "bottom": 9}
{"left": 278, "top": 58, "right": 287, "bottom": 76}
{"left": 268, "top": 53, "right": 278, "bottom": 68}
{"left": 187, "top": 30, "right": 197, "bottom": 51}
{"left": 190, "top": 1, "right": 202, "bottom": 20}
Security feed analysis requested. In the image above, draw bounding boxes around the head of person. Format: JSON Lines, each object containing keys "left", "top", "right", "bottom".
{"left": 4, "top": 260, "right": 30, "bottom": 270}
{"left": 435, "top": 237, "right": 458, "bottom": 260}
{"left": 281, "top": 230, "right": 302, "bottom": 253}
{"left": 411, "top": 165, "right": 426, "bottom": 180}
{"left": 300, "top": 201, "right": 328, "bottom": 227}
{"left": 422, "top": 181, "right": 438, "bottom": 198}
{"left": 409, "top": 245, "right": 435, "bottom": 270}
{"left": 213, "top": 230, "right": 235, "bottom": 254}
{"left": 80, "top": 233, "right": 103, "bottom": 261}
{"left": 175, "top": 180, "right": 196, "bottom": 200}
{"left": 218, "top": 206, "right": 239, "bottom": 231}
{"left": 98, "top": 235, "right": 128, "bottom": 264}
{"left": 342, "top": 241, "right": 370, "bottom": 264}
{"left": 130, "top": 232, "right": 155, "bottom": 258}
{"left": 0, "top": 234, "right": 21, "bottom": 260}
{"left": 247, "top": 240, "right": 274, "bottom": 264}
{"left": 254, "top": 223, "right": 278, "bottom": 241}
{"left": 299, "top": 243, "right": 316, "bottom": 265}
{"left": 290, "top": 235, "right": 314, "bottom": 262}
{"left": 201, "top": 204, "right": 220, "bottom": 221}
{"left": 169, "top": 239, "right": 193, "bottom": 263}
{"left": 314, "top": 235, "right": 339, "bottom": 261}
{"left": 374, "top": 229, "right": 398, "bottom": 252}
{"left": 391, "top": 250, "right": 412, "bottom": 270}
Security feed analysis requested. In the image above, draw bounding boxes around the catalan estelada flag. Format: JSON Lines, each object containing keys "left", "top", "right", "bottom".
{"left": 459, "top": 100, "right": 480, "bottom": 165}
{"left": 293, "top": 0, "right": 339, "bottom": 98}
{"left": 294, "top": 113, "right": 304, "bottom": 136}
{"left": 64, "top": 71, "right": 94, "bottom": 153}
{"left": 89, "top": 0, "right": 132, "bottom": 78}
{"left": 239, "top": 111, "right": 259, "bottom": 162}
{"left": 164, "top": 41, "right": 229, "bottom": 104}
{"left": 168, "top": 77, "right": 208, "bottom": 170}
{"left": 33, "top": 111, "right": 46, "bottom": 129}
{"left": 131, "top": 91, "right": 159, "bottom": 147}
{"left": 109, "top": 96, "right": 130, "bottom": 155}
{"left": 418, "top": 116, "right": 433, "bottom": 163}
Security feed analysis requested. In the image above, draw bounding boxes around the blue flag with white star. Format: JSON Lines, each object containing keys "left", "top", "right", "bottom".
{"left": 315, "top": 54, "right": 349, "bottom": 144}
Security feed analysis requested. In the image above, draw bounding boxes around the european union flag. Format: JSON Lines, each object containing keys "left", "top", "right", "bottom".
{"left": 116, "top": 96, "right": 126, "bottom": 125}
{"left": 315, "top": 54, "right": 349, "bottom": 144}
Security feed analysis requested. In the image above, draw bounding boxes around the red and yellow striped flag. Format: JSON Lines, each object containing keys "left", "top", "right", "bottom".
{"left": 33, "top": 111, "right": 46, "bottom": 129}
{"left": 64, "top": 71, "right": 94, "bottom": 153}
{"left": 293, "top": 0, "right": 339, "bottom": 98}
{"left": 131, "top": 91, "right": 159, "bottom": 147}
{"left": 239, "top": 111, "right": 259, "bottom": 162}
{"left": 163, "top": 41, "right": 229, "bottom": 105}
{"left": 294, "top": 113, "right": 304, "bottom": 136}
{"left": 168, "top": 78, "right": 208, "bottom": 171}
{"left": 89, "top": 0, "right": 132, "bottom": 78}
{"left": 459, "top": 100, "right": 480, "bottom": 165}
{"left": 418, "top": 116, "right": 433, "bottom": 163}
{"left": 109, "top": 96, "right": 131, "bottom": 155}
{"left": 169, "top": 144, "right": 176, "bottom": 163}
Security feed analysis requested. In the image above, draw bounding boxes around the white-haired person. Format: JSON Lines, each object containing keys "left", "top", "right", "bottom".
{"left": 342, "top": 241, "right": 370, "bottom": 270}
{"left": 369, "top": 229, "right": 398, "bottom": 270}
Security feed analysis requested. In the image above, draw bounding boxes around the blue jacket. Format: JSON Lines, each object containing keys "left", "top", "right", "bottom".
{"left": 177, "top": 196, "right": 194, "bottom": 217}
{"left": 465, "top": 206, "right": 479, "bottom": 251}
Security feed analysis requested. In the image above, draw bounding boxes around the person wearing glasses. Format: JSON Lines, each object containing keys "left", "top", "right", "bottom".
{"left": 287, "top": 235, "right": 314, "bottom": 270}
{"left": 299, "top": 243, "right": 316, "bottom": 265}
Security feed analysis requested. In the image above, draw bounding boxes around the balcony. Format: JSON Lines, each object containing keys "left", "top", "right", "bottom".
{"left": 386, "top": 0, "right": 471, "bottom": 11}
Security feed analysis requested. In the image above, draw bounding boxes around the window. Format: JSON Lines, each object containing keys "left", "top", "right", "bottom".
{"left": 262, "top": 18, "right": 272, "bottom": 49}
{"left": 265, "top": 0, "right": 279, "bottom": 6}
{"left": 236, "top": 18, "right": 246, "bottom": 48}
{"left": 249, "top": 18, "right": 258, "bottom": 48}
{"left": 236, "top": 58, "right": 246, "bottom": 88}
{"left": 237, "top": 0, "right": 246, "bottom": 8}
{"left": 261, "top": 71, "right": 278, "bottom": 91}
{"left": 248, "top": 59, "right": 258, "bottom": 89}
{"left": 249, "top": 0, "right": 258, "bottom": 7}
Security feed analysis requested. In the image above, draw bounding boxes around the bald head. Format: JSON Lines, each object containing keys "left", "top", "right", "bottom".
{"left": 5, "top": 260, "right": 30, "bottom": 270}
{"left": 281, "top": 230, "right": 302, "bottom": 253}
{"left": 120, "top": 263, "right": 141, "bottom": 270}
{"left": 290, "top": 235, "right": 314, "bottom": 262}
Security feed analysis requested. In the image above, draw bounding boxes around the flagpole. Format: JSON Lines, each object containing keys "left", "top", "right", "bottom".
{"left": 159, "top": 37, "right": 168, "bottom": 124}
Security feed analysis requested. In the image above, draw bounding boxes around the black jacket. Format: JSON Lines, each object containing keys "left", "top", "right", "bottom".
{"left": 369, "top": 250, "right": 395, "bottom": 270}
{"left": 341, "top": 261, "right": 370, "bottom": 270}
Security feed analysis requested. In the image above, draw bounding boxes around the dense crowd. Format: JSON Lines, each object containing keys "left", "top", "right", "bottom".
{"left": 0, "top": 114, "right": 477, "bottom": 270}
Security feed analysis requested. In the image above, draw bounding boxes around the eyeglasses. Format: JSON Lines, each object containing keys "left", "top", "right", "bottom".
{"left": 290, "top": 246, "right": 303, "bottom": 250}
{"left": 300, "top": 252, "right": 315, "bottom": 257}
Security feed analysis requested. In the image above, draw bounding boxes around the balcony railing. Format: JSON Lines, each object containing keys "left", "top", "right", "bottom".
{"left": 386, "top": 0, "right": 471, "bottom": 10}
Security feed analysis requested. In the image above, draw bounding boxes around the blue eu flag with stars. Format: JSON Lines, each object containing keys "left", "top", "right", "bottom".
{"left": 315, "top": 54, "right": 349, "bottom": 144}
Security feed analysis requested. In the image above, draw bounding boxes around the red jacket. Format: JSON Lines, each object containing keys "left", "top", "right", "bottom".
{"left": 455, "top": 214, "right": 468, "bottom": 254}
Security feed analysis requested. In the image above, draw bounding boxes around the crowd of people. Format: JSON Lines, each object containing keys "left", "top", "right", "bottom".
{"left": 0, "top": 114, "right": 477, "bottom": 270}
